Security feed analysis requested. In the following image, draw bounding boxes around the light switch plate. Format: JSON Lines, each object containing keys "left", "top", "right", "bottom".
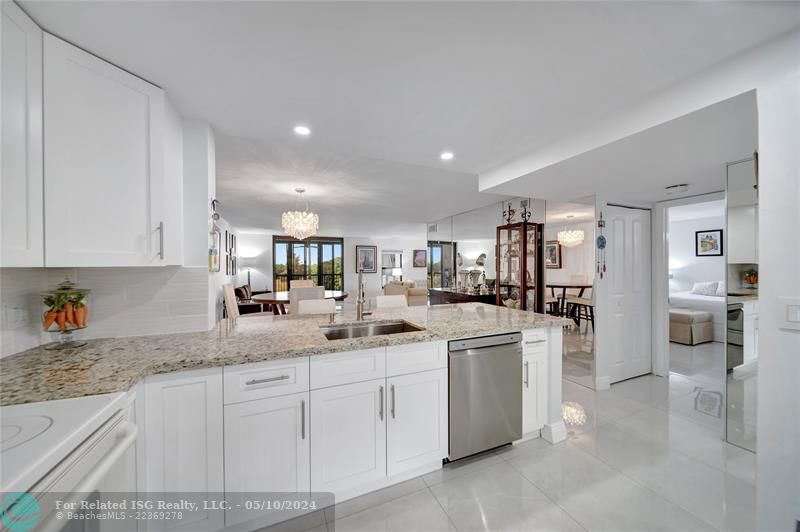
{"left": 778, "top": 297, "right": 800, "bottom": 331}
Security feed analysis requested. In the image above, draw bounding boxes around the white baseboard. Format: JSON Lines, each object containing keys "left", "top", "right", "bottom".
{"left": 542, "top": 421, "right": 567, "bottom": 444}
{"left": 595, "top": 376, "right": 611, "bottom": 390}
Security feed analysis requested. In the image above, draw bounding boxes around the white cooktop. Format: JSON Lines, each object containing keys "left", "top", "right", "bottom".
{"left": 0, "top": 392, "right": 128, "bottom": 493}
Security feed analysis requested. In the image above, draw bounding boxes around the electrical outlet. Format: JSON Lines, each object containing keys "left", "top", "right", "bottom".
{"left": 779, "top": 297, "right": 800, "bottom": 331}
{"left": 2, "top": 304, "right": 30, "bottom": 329}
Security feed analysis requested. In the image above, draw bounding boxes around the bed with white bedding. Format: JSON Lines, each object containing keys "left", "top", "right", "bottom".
{"left": 669, "top": 291, "right": 726, "bottom": 342}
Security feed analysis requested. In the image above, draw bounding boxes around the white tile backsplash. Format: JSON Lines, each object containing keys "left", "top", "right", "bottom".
{"left": 0, "top": 266, "right": 209, "bottom": 357}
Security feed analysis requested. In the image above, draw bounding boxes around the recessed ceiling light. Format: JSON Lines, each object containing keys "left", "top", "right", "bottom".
{"left": 440, "top": 151, "right": 454, "bottom": 161}
{"left": 294, "top": 125, "right": 311, "bottom": 136}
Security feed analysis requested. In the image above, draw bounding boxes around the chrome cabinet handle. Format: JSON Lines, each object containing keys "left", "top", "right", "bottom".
{"left": 524, "top": 361, "right": 530, "bottom": 388}
{"left": 157, "top": 221, "right": 164, "bottom": 260}
{"left": 301, "top": 400, "right": 306, "bottom": 440}
{"left": 390, "top": 384, "right": 396, "bottom": 419}
{"left": 525, "top": 339, "right": 546, "bottom": 345}
{"left": 379, "top": 386, "right": 384, "bottom": 420}
{"left": 246, "top": 375, "right": 290, "bottom": 386}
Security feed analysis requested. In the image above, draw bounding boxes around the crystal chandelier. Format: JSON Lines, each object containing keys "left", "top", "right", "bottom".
{"left": 557, "top": 215, "right": 584, "bottom": 247}
{"left": 282, "top": 188, "right": 319, "bottom": 240}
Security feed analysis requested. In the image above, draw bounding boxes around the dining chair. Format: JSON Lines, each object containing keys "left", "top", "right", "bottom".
{"left": 376, "top": 294, "right": 408, "bottom": 308}
{"left": 223, "top": 283, "right": 240, "bottom": 320}
{"left": 223, "top": 283, "right": 272, "bottom": 319}
{"left": 289, "top": 286, "right": 324, "bottom": 314}
{"left": 297, "top": 299, "right": 336, "bottom": 315}
{"left": 290, "top": 279, "right": 314, "bottom": 288}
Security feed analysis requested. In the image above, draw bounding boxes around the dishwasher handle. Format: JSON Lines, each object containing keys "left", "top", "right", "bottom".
{"left": 449, "top": 341, "right": 522, "bottom": 359}
{"left": 449, "top": 332, "right": 522, "bottom": 353}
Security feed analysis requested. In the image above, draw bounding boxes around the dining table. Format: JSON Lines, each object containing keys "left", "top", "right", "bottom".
{"left": 546, "top": 282, "right": 593, "bottom": 316}
{"left": 251, "top": 290, "right": 349, "bottom": 315}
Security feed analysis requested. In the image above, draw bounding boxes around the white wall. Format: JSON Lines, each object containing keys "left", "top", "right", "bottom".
{"left": 209, "top": 216, "right": 239, "bottom": 324}
{"left": 182, "top": 120, "right": 214, "bottom": 268}
{"left": 0, "top": 267, "right": 209, "bottom": 357}
{"left": 344, "top": 233, "right": 427, "bottom": 302}
{"left": 755, "top": 73, "right": 800, "bottom": 532}
{"left": 543, "top": 221, "right": 595, "bottom": 284}
{"left": 237, "top": 230, "right": 275, "bottom": 291}
{"left": 667, "top": 215, "right": 725, "bottom": 292}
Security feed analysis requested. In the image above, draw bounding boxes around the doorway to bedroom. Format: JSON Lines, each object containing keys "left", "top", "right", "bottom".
{"left": 665, "top": 198, "right": 726, "bottom": 433}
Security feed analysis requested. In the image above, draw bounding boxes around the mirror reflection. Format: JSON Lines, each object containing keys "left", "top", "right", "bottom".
{"left": 726, "top": 156, "right": 759, "bottom": 452}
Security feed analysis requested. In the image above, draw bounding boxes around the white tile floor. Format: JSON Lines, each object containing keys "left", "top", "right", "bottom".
{"left": 563, "top": 324, "right": 594, "bottom": 389}
{"left": 276, "top": 373, "right": 756, "bottom": 532}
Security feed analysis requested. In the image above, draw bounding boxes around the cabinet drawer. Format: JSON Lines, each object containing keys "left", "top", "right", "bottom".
{"left": 310, "top": 348, "right": 386, "bottom": 389}
{"left": 224, "top": 359, "right": 309, "bottom": 404}
{"left": 386, "top": 341, "right": 446, "bottom": 377}
{"left": 522, "top": 329, "right": 548, "bottom": 355}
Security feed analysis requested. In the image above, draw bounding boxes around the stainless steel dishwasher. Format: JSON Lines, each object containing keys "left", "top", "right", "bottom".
{"left": 448, "top": 332, "right": 522, "bottom": 460}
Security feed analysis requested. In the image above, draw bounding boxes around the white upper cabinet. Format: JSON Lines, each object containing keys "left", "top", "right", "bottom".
{"left": 43, "top": 33, "right": 167, "bottom": 266}
{"left": 1, "top": 2, "right": 44, "bottom": 266}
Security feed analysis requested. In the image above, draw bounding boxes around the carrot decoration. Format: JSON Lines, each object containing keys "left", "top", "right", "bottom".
{"left": 74, "top": 305, "right": 87, "bottom": 328}
{"left": 64, "top": 302, "right": 75, "bottom": 327}
{"left": 43, "top": 310, "right": 57, "bottom": 331}
{"left": 55, "top": 310, "right": 67, "bottom": 332}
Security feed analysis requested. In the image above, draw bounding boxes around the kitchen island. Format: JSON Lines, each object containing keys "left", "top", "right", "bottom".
{"left": 1, "top": 303, "right": 571, "bottom": 532}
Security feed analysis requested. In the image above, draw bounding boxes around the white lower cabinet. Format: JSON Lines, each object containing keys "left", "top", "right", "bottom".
{"left": 387, "top": 369, "right": 448, "bottom": 476}
{"left": 522, "top": 352, "right": 548, "bottom": 435}
{"left": 310, "top": 379, "right": 387, "bottom": 496}
{"left": 224, "top": 392, "right": 310, "bottom": 529}
{"left": 143, "top": 368, "right": 224, "bottom": 532}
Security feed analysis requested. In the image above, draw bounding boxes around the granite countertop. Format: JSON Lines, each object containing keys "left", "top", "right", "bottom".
{"left": 0, "top": 303, "right": 571, "bottom": 406}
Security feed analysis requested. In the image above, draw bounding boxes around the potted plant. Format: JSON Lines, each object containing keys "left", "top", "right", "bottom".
{"left": 743, "top": 269, "right": 758, "bottom": 286}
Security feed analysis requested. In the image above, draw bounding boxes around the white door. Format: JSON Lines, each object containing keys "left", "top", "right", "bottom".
{"left": 144, "top": 368, "right": 224, "bottom": 532}
{"left": 1, "top": 2, "right": 44, "bottom": 266}
{"left": 43, "top": 33, "right": 166, "bottom": 267}
{"left": 606, "top": 205, "right": 652, "bottom": 383}
{"left": 386, "top": 369, "right": 447, "bottom": 476}
{"left": 310, "top": 379, "right": 386, "bottom": 496}
{"left": 224, "top": 392, "right": 309, "bottom": 528}
{"left": 522, "top": 352, "right": 548, "bottom": 435}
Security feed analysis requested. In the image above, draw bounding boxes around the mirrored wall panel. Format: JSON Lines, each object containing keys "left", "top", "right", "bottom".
{"left": 726, "top": 156, "right": 758, "bottom": 452}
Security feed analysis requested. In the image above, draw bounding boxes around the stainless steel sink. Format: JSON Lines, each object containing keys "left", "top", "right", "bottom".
{"left": 320, "top": 320, "right": 424, "bottom": 340}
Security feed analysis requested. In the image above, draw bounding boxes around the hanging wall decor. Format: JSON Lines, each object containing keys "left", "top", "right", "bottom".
{"left": 596, "top": 212, "right": 607, "bottom": 279}
{"left": 502, "top": 201, "right": 516, "bottom": 224}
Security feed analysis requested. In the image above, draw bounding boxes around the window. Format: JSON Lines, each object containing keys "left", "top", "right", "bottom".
{"left": 273, "top": 236, "right": 344, "bottom": 291}
{"left": 428, "top": 241, "right": 455, "bottom": 289}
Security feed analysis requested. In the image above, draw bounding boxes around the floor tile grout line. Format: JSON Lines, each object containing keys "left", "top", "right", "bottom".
{"left": 495, "top": 442, "right": 589, "bottom": 531}
{"left": 427, "top": 485, "right": 465, "bottom": 532}
{"left": 604, "top": 411, "right": 752, "bottom": 483}
{"left": 323, "top": 483, "right": 430, "bottom": 525}
{"left": 561, "top": 430, "right": 725, "bottom": 532}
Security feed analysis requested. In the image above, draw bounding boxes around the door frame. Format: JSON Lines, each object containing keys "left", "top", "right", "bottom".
{"left": 651, "top": 191, "right": 725, "bottom": 377}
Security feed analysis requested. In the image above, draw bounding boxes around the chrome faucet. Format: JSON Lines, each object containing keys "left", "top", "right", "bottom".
{"left": 356, "top": 269, "right": 371, "bottom": 320}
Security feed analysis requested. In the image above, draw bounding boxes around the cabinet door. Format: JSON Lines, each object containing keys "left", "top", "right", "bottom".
{"left": 144, "top": 368, "right": 224, "bottom": 532}
{"left": 522, "top": 352, "right": 548, "bottom": 435}
{"left": 224, "top": 392, "right": 309, "bottom": 528}
{"left": 387, "top": 369, "right": 448, "bottom": 476}
{"left": 1, "top": 2, "right": 43, "bottom": 266}
{"left": 43, "top": 33, "right": 166, "bottom": 266}
{"left": 310, "top": 379, "right": 386, "bottom": 495}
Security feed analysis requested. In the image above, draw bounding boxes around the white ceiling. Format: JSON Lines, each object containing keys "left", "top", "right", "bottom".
{"left": 546, "top": 198, "right": 596, "bottom": 224}
{"left": 668, "top": 200, "right": 725, "bottom": 222}
{"left": 19, "top": 2, "right": 797, "bottom": 232}
{"left": 215, "top": 135, "right": 507, "bottom": 236}
{"left": 489, "top": 91, "right": 758, "bottom": 204}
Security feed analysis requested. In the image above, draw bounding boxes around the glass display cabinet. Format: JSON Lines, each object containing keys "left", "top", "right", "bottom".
{"left": 496, "top": 222, "right": 544, "bottom": 312}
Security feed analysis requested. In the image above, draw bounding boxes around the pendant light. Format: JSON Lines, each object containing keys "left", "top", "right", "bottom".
{"left": 281, "top": 188, "right": 319, "bottom": 240}
{"left": 557, "top": 215, "right": 585, "bottom": 248}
